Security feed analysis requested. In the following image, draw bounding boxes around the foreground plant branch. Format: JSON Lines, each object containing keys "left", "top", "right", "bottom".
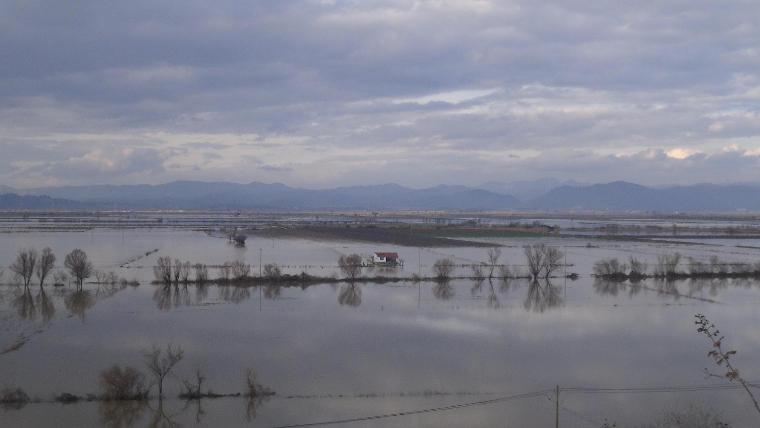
{"left": 694, "top": 313, "right": 760, "bottom": 416}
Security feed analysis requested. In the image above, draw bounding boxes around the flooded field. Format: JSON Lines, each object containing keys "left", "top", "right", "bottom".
{"left": 2, "top": 222, "right": 760, "bottom": 427}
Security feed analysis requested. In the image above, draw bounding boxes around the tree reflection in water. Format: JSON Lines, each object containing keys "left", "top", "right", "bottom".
{"left": 523, "top": 280, "right": 562, "bottom": 313}
{"left": 245, "top": 396, "right": 265, "bottom": 422}
{"left": 99, "top": 400, "right": 148, "bottom": 428}
{"left": 12, "top": 287, "right": 37, "bottom": 321}
{"left": 153, "top": 285, "right": 173, "bottom": 311}
{"left": 147, "top": 401, "right": 180, "bottom": 428}
{"left": 181, "top": 399, "right": 205, "bottom": 425}
{"left": 195, "top": 283, "right": 209, "bottom": 305}
{"left": 432, "top": 280, "right": 454, "bottom": 300}
{"left": 593, "top": 278, "right": 627, "bottom": 297}
{"left": 61, "top": 283, "right": 130, "bottom": 320}
{"left": 499, "top": 277, "right": 513, "bottom": 294}
{"left": 486, "top": 280, "right": 500, "bottom": 309}
{"left": 264, "top": 284, "right": 282, "bottom": 300}
{"left": 36, "top": 289, "right": 55, "bottom": 323}
{"left": 154, "top": 285, "right": 193, "bottom": 310}
{"left": 338, "top": 283, "right": 361, "bottom": 306}
{"left": 65, "top": 289, "right": 96, "bottom": 321}
{"left": 687, "top": 278, "right": 729, "bottom": 298}
{"left": 470, "top": 279, "right": 501, "bottom": 309}
{"left": 653, "top": 279, "right": 680, "bottom": 300}
{"left": 218, "top": 285, "right": 250, "bottom": 304}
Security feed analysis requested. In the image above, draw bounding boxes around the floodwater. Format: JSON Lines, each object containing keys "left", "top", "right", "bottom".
{"left": 2, "top": 228, "right": 760, "bottom": 427}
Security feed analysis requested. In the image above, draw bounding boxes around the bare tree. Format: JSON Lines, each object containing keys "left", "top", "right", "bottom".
{"left": 194, "top": 264, "right": 208, "bottom": 283}
{"left": 541, "top": 246, "right": 563, "bottom": 279}
{"left": 218, "top": 262, "right": 232, "bottom": 282}
{"left": 179, "top": 262, "right": 192, "bottom": 284}
{"left": 523, "top": 245, "right": 545, "bottom": 279}
{"left": 154, "top": 256, "right": 173, "bottom": 284}
{"left": 523, "top": 244, "right": 563, "bottom": 279}
{"left": 231, "top": 260, "right": 251, "bottom": 280}
{"left": 10, "top": 249, "right": 37, "bottom": 288}
{"left": 486, "top": 247, "right": 502, "bottom": 278}
{"left": 338, "top": 254, "right": 363, "bottom": 280}
{"left": 35, "top": 247, "right": 55, "bottom": 289}
{"left": 143, "top": 344, "right": 184, "bottom": 401}
{"left": 65, "top": 249, "right": 93, "bottom": 289}
{"left": 655, "top": 252, "right": 682, "bottom": 277}
{"left": 180, "top": 369, "right": 206, "bottom": 399}
{"left": 432, "top": 258, "right": 455, "bottom": 280}
{"left": 172, "top": 259, "right": 183, "bottom": 284}
{"left": 470, "top": 263, "right": 486, "bottom": 279}
{"left": 245, "top": 368, "right": 273, "bottom": 398}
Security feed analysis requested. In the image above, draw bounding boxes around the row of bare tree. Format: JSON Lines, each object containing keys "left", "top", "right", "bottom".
{"left": 153, "top": 256, "right": 287, "bottom": 284}
{"left": 8, "top": 248, "right": 93, "bottom": 289}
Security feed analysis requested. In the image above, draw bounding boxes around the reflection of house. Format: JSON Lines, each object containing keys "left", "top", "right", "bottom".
{"left": 372, "top": 252, "right": 401, "bottom": 266}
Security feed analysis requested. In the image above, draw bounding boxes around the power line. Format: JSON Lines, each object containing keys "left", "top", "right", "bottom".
{"left": 269, "top": 389, "right": 551, "bottom": 428}
{"left": 269, "top": 381, "right": 760, "bottom": 428}
{"left": 562, "top": 381, "right": 760, "bottom": 394}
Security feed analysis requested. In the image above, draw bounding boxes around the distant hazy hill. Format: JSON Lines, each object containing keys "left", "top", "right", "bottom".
{"left": 17, "top": 181, "right": 520, "bottom": 210}
{"left": 5, "top": 180, "right": 760, "bottom": 211}
{"left": 0, "top": 193, "right": 89, "bottom": 210}
{"left": 530, "top": 181, "right": 760, "bottom": 211}
{"left": 478, "top": 178, "right": 583, "bottom": 200}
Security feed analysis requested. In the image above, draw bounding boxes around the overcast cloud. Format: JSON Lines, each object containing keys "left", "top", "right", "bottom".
{"left": 1, "top": 0, "right": 759, "bottom": 188}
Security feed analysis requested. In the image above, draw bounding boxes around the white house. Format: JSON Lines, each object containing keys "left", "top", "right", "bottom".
{"left": 372, "top": 252, "right": 401, "bottom": 265}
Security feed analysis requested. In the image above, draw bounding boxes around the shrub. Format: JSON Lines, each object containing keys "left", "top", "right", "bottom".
{"left": 593, "top": 258, "right": 627, "bottom": 277}
{"left": 654, "top": 253, "right": 681, "bottom": 277}
{"left": 99, "top": 366, "right": 149, "bottom": 400}
{"left": 262, "top": 263, "right": 282, "bottom": 280}
{"left": 688, "top": 258, "right": 710, "bottom": 275}
{"left": 0, "top": 387, "right": 30, "bottom": 407}
{"left": 230, "top": 260, "right": 250, "bottom": 280}
{"left": 55, "top": 393, "right": 81, "bottom": 403}
{"left": 629, "top": 256, "right": 648, "bottom": 276}
{"left": 432, "top": 258, "right": 455, "bottom": 280}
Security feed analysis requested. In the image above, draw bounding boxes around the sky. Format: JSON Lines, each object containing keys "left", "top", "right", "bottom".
{"left": 1, "top": 0, "right": 759, "bottom": 189}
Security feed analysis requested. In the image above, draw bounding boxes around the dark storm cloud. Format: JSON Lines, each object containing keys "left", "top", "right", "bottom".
{"left": 1, "top": 0, "right": 759, "bottom": 186}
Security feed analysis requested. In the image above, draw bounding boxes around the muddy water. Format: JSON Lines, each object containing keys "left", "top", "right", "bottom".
{"left": 2, "top": 229, "right": 760, "bottom": 427}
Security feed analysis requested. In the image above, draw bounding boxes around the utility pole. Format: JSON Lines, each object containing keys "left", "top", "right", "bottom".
{"left": 259, "top": 248, "right": 263, "bottom": 277}
{"left": 418, "top": 247, "right": 421, "bottom": 276}
{"left": 555, "top": 385, "right": 559, "bottom": 428}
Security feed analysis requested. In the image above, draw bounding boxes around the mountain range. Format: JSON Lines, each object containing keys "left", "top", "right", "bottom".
{"left": 2, "top": 180, "right": 760, "bottom": 212}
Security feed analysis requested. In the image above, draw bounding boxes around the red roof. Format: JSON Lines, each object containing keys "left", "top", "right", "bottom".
{"left": 375, "top": 252, "right": 399, "bottom": 258}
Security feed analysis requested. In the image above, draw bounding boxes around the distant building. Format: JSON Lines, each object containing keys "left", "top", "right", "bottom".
{"left": 372, "top": 252, "right": 401, "bottom": 265}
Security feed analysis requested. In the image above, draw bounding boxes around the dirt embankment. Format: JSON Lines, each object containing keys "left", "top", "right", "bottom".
{"left": 248, "top": 225, "right": 501, "bottom": 247}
